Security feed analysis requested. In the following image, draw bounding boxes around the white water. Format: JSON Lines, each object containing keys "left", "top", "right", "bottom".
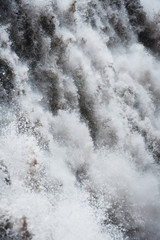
{"left": 140, "top": 0, "right": 160, "bottom": 18}
{"left": 0, "top": 0, "right": 160, "bottom": 239}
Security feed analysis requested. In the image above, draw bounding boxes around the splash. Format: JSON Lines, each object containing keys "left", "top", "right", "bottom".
{"left": 0, "top": 0, "right": 160, "bottom": 239}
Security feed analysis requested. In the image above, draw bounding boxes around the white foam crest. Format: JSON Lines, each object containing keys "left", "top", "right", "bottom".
{"left": 140, "top": 0, "right": 160, "bottom": 18}
{"left": 56, "top": 0, "right": 75, "bottom": 11}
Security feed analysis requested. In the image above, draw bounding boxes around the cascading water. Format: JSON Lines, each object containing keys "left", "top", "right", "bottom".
{"left": 0, "top": 0, "right": 160, "bottom": 239}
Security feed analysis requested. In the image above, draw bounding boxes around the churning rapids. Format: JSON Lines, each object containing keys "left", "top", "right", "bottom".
{"left": 1, "top": 0, "right": 160, "bottom": 239}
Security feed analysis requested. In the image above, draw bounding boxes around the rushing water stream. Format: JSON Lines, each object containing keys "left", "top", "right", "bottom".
{"left": 0, "top": 0, "right": 160, "bottom": 239}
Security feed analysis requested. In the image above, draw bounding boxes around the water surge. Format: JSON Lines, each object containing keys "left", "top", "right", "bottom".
{"left": 0, "top": 0, "right": 160, "bottom": 239}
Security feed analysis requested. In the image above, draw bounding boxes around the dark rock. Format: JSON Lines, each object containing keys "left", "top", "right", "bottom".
{"left": 124, "top": 0, "right": 160, "bottom": 55}
{"left": 40, "top": 15, "right": 55, "bottom": 36}
{"left": 0, "top": 160, "right": 11, "bottom": 185}
{"left": 0, "top": 60, "right": 14, "bottom": 103}
{"left": 10, "top": 3, "right": 42, "bottom": 61}
{"left": 0, "top": 216, "right": 32, "bottom": 240}
{"left": 0, "top": 0, "right": 12, "bottom": 24}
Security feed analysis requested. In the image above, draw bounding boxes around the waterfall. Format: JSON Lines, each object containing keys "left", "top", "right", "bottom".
{"left": 0, "top": 0, "right": 160, "bottom": 239}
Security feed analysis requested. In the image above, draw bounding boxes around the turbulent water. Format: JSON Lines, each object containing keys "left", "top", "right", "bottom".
{"left": 1, "top": 0, "right": 160, "bottom": 239}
